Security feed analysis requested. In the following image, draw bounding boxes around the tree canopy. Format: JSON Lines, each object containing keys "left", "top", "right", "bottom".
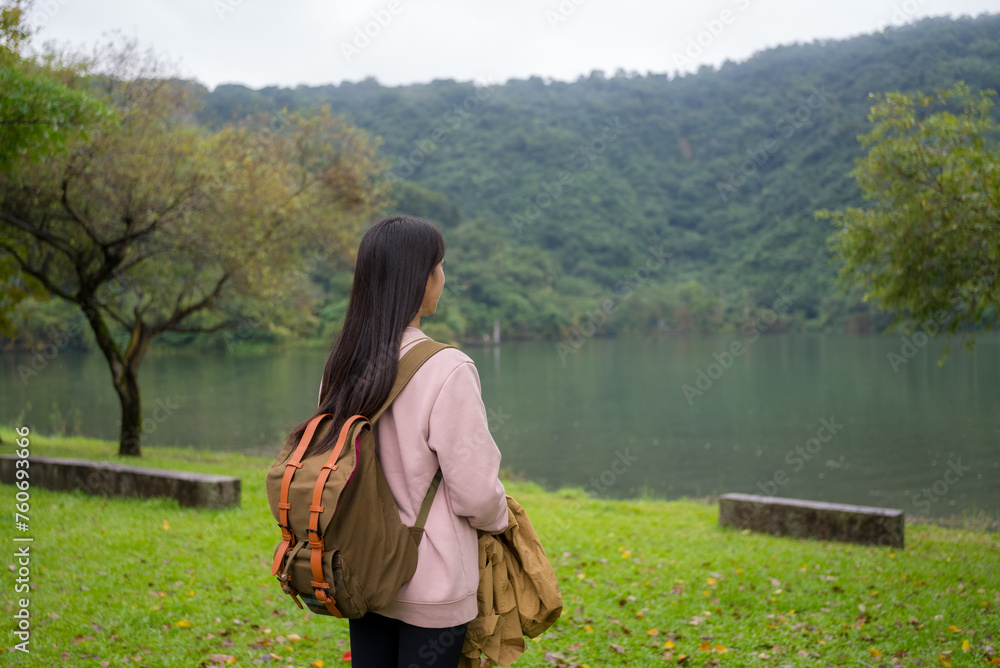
{"left": 821, "top": 81, "right": 999, "bottom": 358}
{"left": 0, "top": 34, "right": 390, "bottom": 454}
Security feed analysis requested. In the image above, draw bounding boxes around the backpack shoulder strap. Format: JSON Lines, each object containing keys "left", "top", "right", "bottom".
{"left": 414, "top": 469, "right": 443, "bottom": 532}
{"left": 368, "top": 339, "right": 453, "bottom": 425}
{"left": 372, "top": 339, "right": 451, "bottom": 542}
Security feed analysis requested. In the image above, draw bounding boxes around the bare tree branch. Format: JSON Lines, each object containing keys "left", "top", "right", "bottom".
{"left": 0, "top": 211, "right": 79, "bottom": 260}
{"left": 0, "top": 240, "right": 75, "bottom": 300}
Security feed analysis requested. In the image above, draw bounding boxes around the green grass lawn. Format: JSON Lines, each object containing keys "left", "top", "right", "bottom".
{"left": 1, "top": 426, "right": 997, "bottom": 667}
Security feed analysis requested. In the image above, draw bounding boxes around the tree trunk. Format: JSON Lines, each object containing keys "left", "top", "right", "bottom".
{"left": 115, "top": 365, "right": 143, "bottom": 457}
{"left": 78, "top": 295, "right": 145, "bottom": 457}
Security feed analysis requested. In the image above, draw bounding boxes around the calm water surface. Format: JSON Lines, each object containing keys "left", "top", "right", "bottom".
{"left": 2, "top": 333, "right": 997, "bottom": 520}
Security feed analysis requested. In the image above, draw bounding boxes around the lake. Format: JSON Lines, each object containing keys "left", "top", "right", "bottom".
{"left": 2, "top": 332, "right": 997, "bottom": 521}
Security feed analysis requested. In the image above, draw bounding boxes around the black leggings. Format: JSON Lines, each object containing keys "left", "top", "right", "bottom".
{"left": 348, "top": 612, "right": 469, "bottom": 668}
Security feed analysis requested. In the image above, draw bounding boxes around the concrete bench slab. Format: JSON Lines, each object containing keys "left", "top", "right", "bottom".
{"left": 0, "top": 455, "right": 241, "bottom": 509}
{"left": 718, "top": 493, "right": 904, "bottom": 548}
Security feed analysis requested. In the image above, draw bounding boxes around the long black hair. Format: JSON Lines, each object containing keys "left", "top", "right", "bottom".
{"left": 283, "top": 215, "right": 445, "bottom": 455}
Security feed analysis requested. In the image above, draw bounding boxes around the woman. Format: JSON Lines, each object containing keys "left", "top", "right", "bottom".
{"left": 307, "top": 215, "right": 508, "bottom": 667}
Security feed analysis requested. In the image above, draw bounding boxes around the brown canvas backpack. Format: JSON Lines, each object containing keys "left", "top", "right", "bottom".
{"left": 265, "top": 339, "right": 452, "bottom": 618}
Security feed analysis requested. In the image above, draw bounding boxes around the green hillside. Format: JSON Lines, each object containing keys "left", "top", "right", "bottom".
{"left": 12, "top": 15, "right": 999, "bottom": 349}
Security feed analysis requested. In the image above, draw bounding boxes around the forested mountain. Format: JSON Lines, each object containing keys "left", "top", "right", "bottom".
{"left": 13, "top": 15, "right": 1000, "bottom": 350}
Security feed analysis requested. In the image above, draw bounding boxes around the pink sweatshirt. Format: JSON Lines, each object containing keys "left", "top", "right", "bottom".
{"left": 318, "top": 326, "right": 508, "bottom": 627}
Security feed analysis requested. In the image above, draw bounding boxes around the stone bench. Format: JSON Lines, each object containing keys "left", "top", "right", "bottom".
{"left": 0, "top": 455, "right": 241, "bottom": 509}
{"left": 718, "top": 493, "right": 904, "bottom": 548}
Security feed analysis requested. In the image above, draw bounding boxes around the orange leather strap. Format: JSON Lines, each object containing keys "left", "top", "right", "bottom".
{"left": 306, "top": 414, "right": 366, "bottom": 618}
{"left": 271, "top": 413, "right": 332, "bottom": 576}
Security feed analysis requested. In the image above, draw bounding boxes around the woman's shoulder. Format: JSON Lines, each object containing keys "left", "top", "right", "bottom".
{"left": 423, "top": 342, "right": 475, "bottom": 372}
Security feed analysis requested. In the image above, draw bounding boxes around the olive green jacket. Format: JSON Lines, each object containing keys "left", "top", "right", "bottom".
{"left": 458, "top": 495, "right": 563, "bottom": 667}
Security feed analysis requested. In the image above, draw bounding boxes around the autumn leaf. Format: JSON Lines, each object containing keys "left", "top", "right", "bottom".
{"left": 609, "top": 643, "right": 626, "bottom": 654}
{"left": 174, "top": 620, "right": 190, "bottom": 628}
{"left": 870, "top": 647, "right": 882, "bottom": 659}
{"left": 646, "top": 628, "right": 658, "bottom": 636}
{"left": 677, "top": 654, "right": 690, "bottom": 663}
{"left": 342, "top": 650, "right": 352, "bottom": 661}
{"left": 961, "top": 640, "right": 971, "bottom": 652}
{"left": 698, "top": 641, "right": 712, "bottom": 651}
{"left": 310, "top": 661, "right": 324, "bottom": 668}
{"left": 663, "top": 640, "right": 675, "bottom": 649}
{"left": 207, "top": 655, "right": 235, "bottom": 666}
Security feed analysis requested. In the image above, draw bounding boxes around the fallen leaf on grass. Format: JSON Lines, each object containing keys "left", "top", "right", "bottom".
{"left": 342, "top": 650, "right": 351, "bottom": 661}
{"left": 175, "top": 620, "right": 190, "bottom": 628}
{"left": 207, "top": 655, "right": 235, "bottom": 666}
{"left": 544, "top": 651, "right": 568, "bottom": 666}
{"left": 663, "top": 640, "right": 675, "bottom": 649}
{"left": 609, "top": 643, "right": 625, "bottom": 654}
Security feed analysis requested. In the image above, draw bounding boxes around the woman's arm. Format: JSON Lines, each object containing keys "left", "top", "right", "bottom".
{"left": 427, "top": 360, "right": 508, "bottom": 533}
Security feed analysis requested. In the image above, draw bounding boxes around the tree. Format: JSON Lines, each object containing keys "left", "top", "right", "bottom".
{"left": 0, "top": 37, "right": 390, "bottom": 455}
{"left": 820, "top": 81, "right": 999, "bottom": 358}
{"left": 1, "top": 0, "right": 112, "bottom": 337}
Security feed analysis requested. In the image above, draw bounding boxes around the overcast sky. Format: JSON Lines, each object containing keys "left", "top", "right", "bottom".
{"left": 28, "top": 0, "right": 1000, "bottom": 90}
